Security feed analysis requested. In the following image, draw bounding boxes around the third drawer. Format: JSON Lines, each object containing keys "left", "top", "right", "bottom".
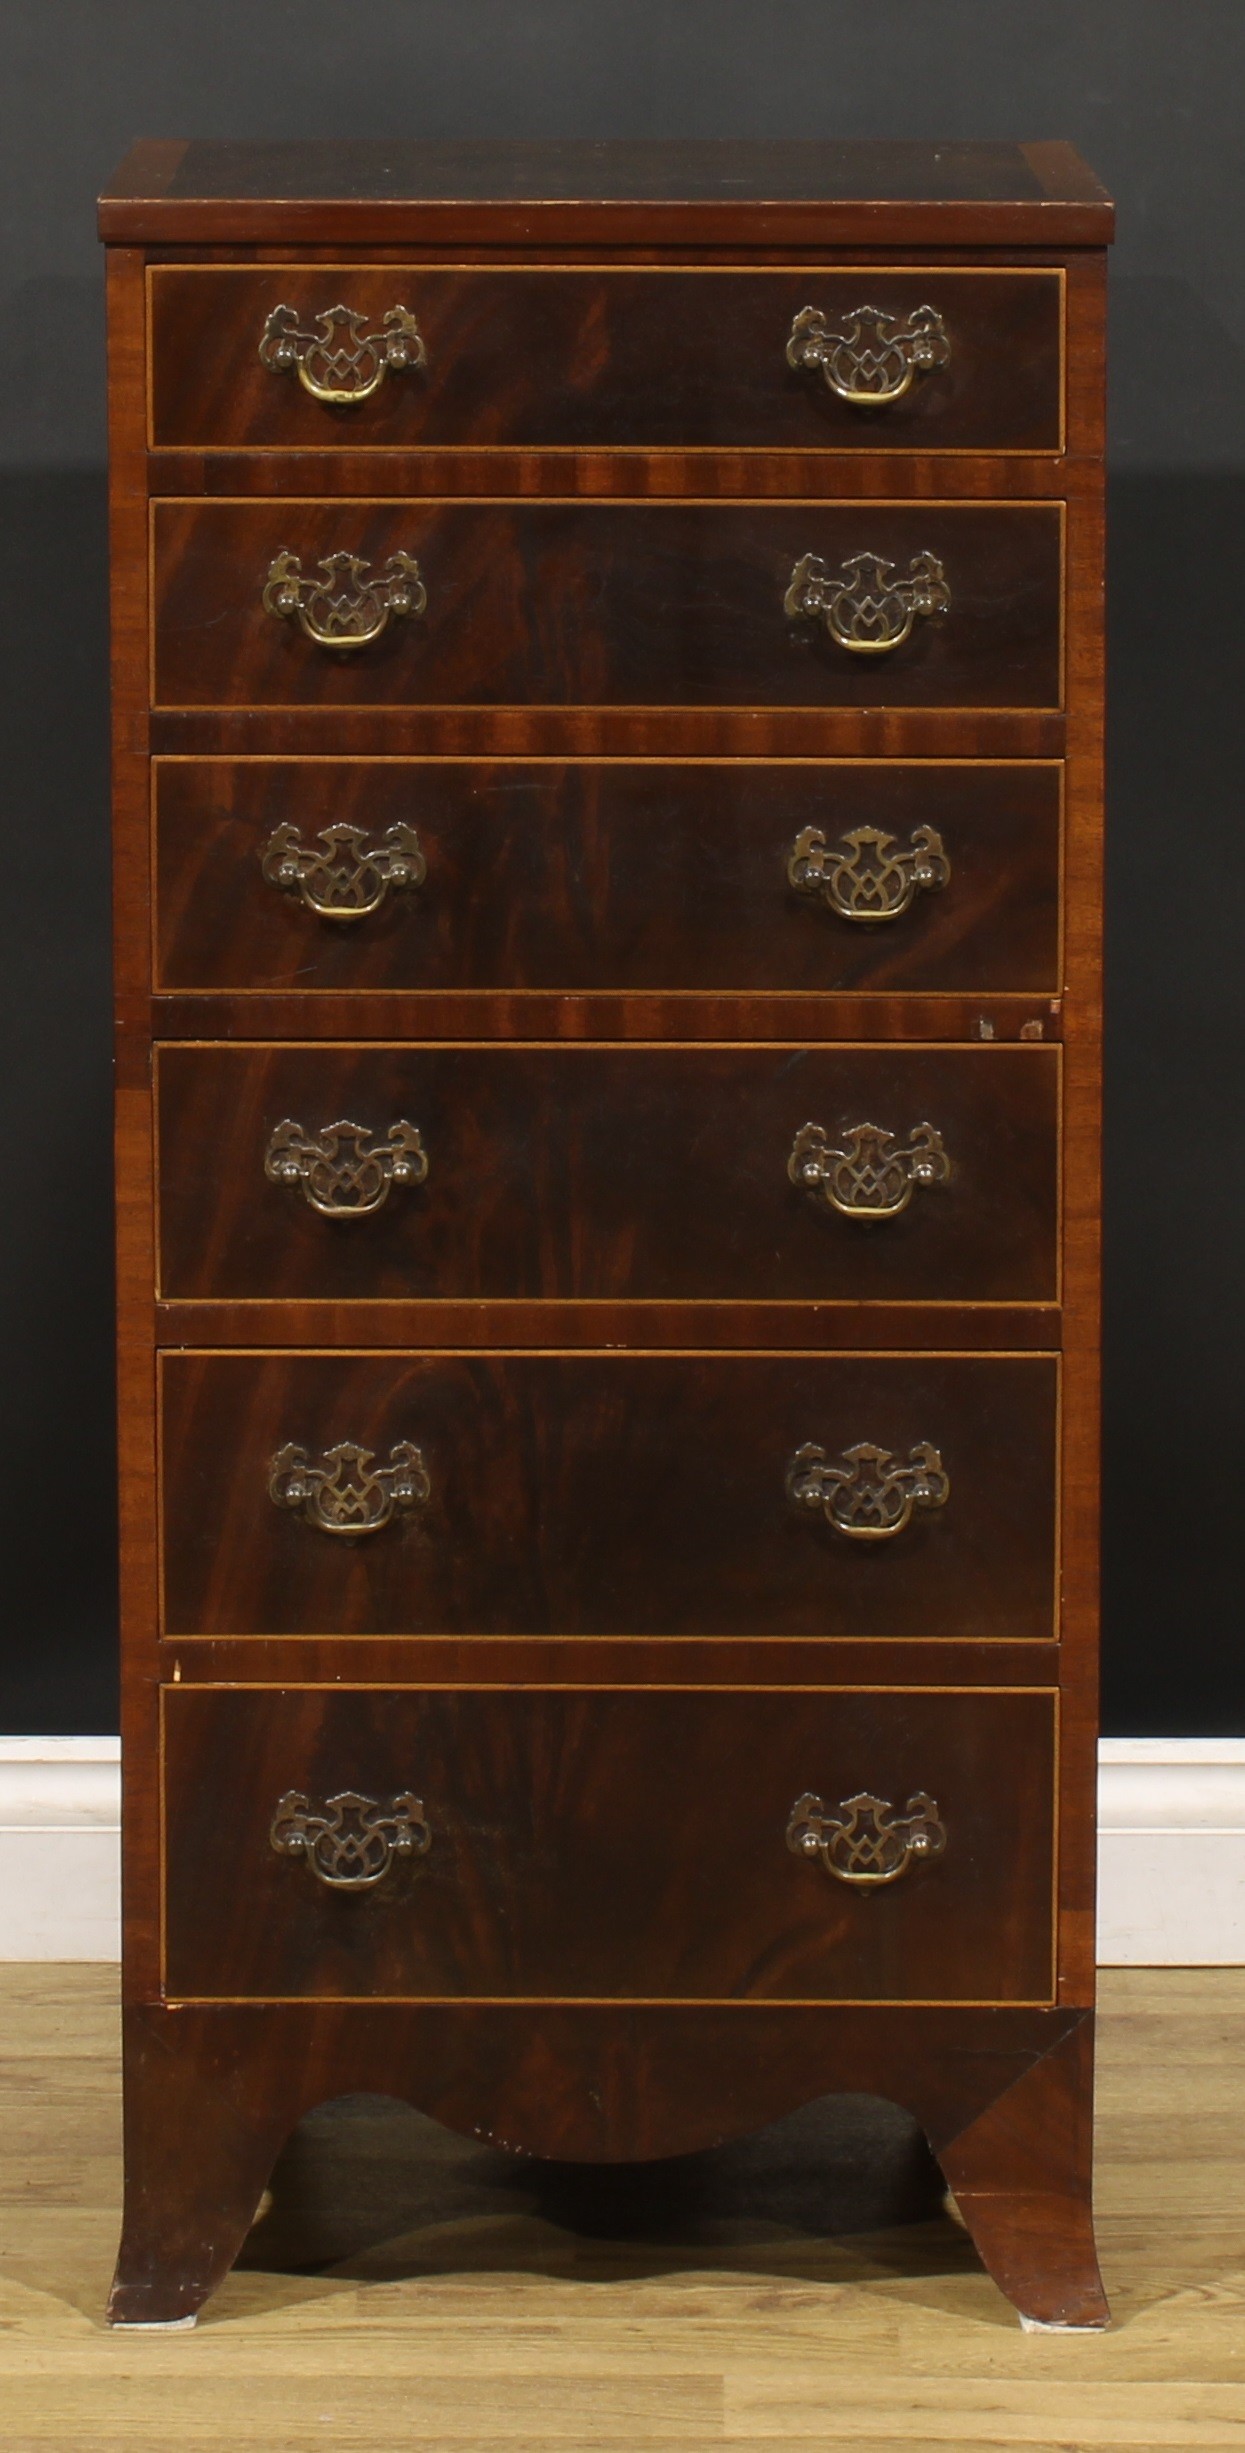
{"left": 156, "top": 1041, "right": 1059, "bottom": 1304}
{"left": 154, "top": 758, "right": 1062, "bottom": 999}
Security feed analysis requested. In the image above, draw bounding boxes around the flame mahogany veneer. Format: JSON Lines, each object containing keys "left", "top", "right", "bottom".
{"left": 101, "top": 136, "right": 1111, "bottom": 2329}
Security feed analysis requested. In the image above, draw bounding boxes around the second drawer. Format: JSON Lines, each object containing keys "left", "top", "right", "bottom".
{"left": 156, "top": 1042, "right": 1059, "bottom": 1304}
{"left": 151, "top": 500, "right": 1063, "bottom": 712}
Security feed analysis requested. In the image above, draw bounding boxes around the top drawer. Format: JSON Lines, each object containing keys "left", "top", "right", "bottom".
{"left": 148, "top": 266, "right": 1064, "bottom": 455}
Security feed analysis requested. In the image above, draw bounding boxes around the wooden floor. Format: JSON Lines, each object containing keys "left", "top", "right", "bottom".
{"left": 1, "top": 1969, "right": 1244, "bottom": 2450}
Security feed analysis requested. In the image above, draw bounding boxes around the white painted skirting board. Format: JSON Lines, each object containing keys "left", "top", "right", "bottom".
{"left": 1097, "top": 1738, "right": 1245, "bottom": 1964}
{"left": 0, "top": 1739, "right": 122, "bottom": 1960}
{"left": 2, "top": 1736, "right": 1244, "bottom": 1965}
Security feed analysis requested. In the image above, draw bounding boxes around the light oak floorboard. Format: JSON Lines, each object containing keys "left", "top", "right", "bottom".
{"left": 1, "top": 1968, "right": 1244, "bottom": 2451}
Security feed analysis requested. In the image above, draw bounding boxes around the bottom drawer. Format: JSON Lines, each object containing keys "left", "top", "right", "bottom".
{"left": 162, "top": 1686, "right": 1056, "bottom": 2004}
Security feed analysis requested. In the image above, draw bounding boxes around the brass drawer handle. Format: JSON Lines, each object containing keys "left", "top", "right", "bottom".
{"left": 270, "top": 1788, "right": 431, "bottom": 1887}
{"left": 269, "top": 1438, "right": 430, "bottom": 1535}
{"left": 786, "top": 1789, "right": 946, "bottom": 1886}
{"left": 788, "top": 1120, "right": 950, "bottom": 1220}
{"left": 264, "top": 1117, "right": 428, "bottom": 1218}
{"left": 784, "top": 549, "right": 949, "bottom": 656}
{"left": 261, "top": 820, "right": 426, "bottom": 921}
{"left": 787, "top": 821, "right": 950, "bottom": 923}
{"left": 259, "top": 302, "right": 426, "bottom": 404}
{"left": 263, "top": 549, "right": 426, "bottom": 650}
{"left": 787, "top": 1439, "right": 949, "bottom": 1540}
{"left": 786, "top": 303, "right": 950, "bottom": 406}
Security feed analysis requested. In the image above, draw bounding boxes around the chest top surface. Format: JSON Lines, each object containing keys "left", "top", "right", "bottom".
{"left": 98, "top": 136, "right": 1113, "bottom": 246}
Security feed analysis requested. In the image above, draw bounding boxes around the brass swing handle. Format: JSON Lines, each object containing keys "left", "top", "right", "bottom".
{"left": 787, "top": 821, "right": 950, "bottom": 924}
{"left": 786, "top": 1789, "right": 946, "bottom": 1886}
{"left": 263, "top": 549, "right": 426, "bottom": 650}
{"left": 259, "top": 302, "right": 426, "bottom": 403}
{"left": 261, "top": 819, "right": 426, "bottom": 922}
{"left": 264, "top": 1117, "right": 428, "bottom": 1217}
{"left": 786, "top": 303, "right": 950, "bottom": 405}
{"left": 269, "top": 1437, "right": 430, "bottom": 1536}
{"left": 788, "top": 1120, "right": 950, "bottom": 1220}
{"left": 786, "top": 1439, "right": 949, "bottom": 1540}
{"left": 270, "top": 1787, "right": 432, "bottom": 1887}
{"left": 785, "top": 549, "right": 949, "bottom": 656}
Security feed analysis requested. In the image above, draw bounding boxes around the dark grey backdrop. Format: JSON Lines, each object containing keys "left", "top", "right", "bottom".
{"left": 2, "top": 1, "right": 1241, "bottom": 1733}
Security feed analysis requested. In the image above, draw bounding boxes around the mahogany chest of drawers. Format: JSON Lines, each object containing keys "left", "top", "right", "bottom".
{"left": 99, "top": 137, "right": 1113, "bottom": 2328}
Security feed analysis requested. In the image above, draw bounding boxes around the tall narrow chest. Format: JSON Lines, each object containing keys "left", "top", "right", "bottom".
{"left": 100, "top": 138, "right": 1112, "bottom": 2327}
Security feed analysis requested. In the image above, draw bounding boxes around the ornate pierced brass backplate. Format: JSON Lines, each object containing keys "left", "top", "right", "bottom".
{"left": 784, "top": 549, "right": 949, "bottom": 655}
{"left": 263, "top": 1117, "right": 429, "bottom": 1217}
{"left": 259, "top": 302, "right": 426, "bottom": 403}
{"left": 785, "top": 302, "right": 950, "bottom": 405}
{"left": 788, "top": 1119, "right": 951, "bottom": 1220}
{"left": 787, "top": 821, "right": 951, "bottom": 923}
{"left": 268, "top": 1438, "right": 431, "bottom": 1535}
{"left": 270, "top": 1788, "right": 432, "bottom": 1887}
{"left": 260, "top": 819, "right": 427, "bottom": 921}
{"left": 786, "top": 1789, "right": 947, "bottom": 1886}
{"left": 786, "top": 1439, "right": 949, "bottom": 1540}
{"left": 262, "top": 549, "right": 426, "bottom": 649}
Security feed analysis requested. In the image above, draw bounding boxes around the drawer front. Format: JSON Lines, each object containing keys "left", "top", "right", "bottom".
{"left": 156, "top": 759, "right": 1062, "bottom": 998}
{"left": 161, "top": 1683, "right": 1056, "bottom": 2002}
{"left": 160, "top": 1351, "right": 1057, "bottom": 1639}
{"left": 149, "top": 266, "right": 1063, "bottom": 455}
{"left": 157, "top": 1043, "right": 1059, "bottom": 1305}
{"left": 151, "top": 501, "right": 1063, "bottom": 711}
